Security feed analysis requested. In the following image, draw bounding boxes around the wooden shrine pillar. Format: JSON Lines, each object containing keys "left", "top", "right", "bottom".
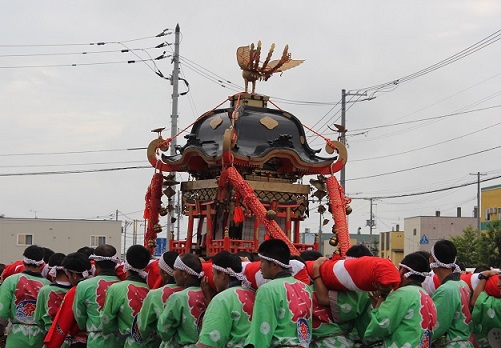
{"left": 253, "top": 217, "right": 260, "bottom": 249}
{"left": 285, "top": 207, "right": 292, "bottom": 240}
{"left": 186, "top": 206, "right": 194, "bottom": 253}
{"left": 293, "top": 219, "right": 300, "bottom": 244}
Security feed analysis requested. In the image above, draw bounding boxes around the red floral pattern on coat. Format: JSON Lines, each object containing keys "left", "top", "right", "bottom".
{"left": 47, "top": 291, "right": 66, "bottom": 319}
{"left": 418, "top": 289, "right": 437, "bottom": 330}
{"left": 14, "top": 275, "right": 45, "bottom": 318}
{"left": 126, "top": 284, "right": 149, "bottom": 316}
{"left": 14, "top": 275, "right": 44, "bottom": 305}
{"left": 96, "top": 278, "right": 120, "bottom": 311}
{"left": 236, "top": 288, "right": 256, "bottom": 319}
{"left": 161, "top": 286, "right": 182, "bottom": 303}
{"left": 285, "top": 282, "right": 312, "bottom": 322}
{"left": 459, "top": 284, "right": 472, "bottom": 324}
{"left": 311, "top": 293, "right": 333, "bottom": 329}
{"left": 187, "top": 290, "right": 207, "bottom": 326}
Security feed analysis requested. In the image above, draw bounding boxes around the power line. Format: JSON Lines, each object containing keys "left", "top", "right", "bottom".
{"left": 0, "top": 56, "right": 168, "bottom": 69}
{"left": 0, "top": 147, "right": 146, "bottom": 157}
{"left": 0, "top": 31, "right": 171, "bottom": 48}
{"left": 348, "top": 144, "right": 501, "bottom": 181}
{"left": 354, "top": 174, "right": 501, "bottom": 200}
{"left": 346, "top": 105, "right": 501, "bottom": 133}
{"left": 0, "top": 160, "right": 148, "bottom": 169}
{"left": 0, "top": 166, "right": 151, "bottom": 177}
{"left": 0, "top": 46, "right": 159, "bottom": 58}
{"left": 352, "top": 29, "right": 501, "bottom": 93}
{"left": 351, "top": 118, "right": 501, "bottom": 162}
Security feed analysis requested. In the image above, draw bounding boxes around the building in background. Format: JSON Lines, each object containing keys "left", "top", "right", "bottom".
{"left": 379, "top": 226, "right": 404, "bottom": 266}
{"left": 321, "top": 231, "right": 379, "bottom": 258}
{"left": 404, "top": 209, "right": 476, "bottom": 255}
{"left": 0, "top": 218, "right": 122, "bottom": 264}
{"left": 481, "top": 184, "right": 501, "bottom": 231}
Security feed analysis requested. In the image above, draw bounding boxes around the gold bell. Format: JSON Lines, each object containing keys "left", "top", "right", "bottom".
{"left": 159, "top": 207, "right": 168, "bottom": 216}
{"left": 329, "top": 235, "right": 338, "bottom": 246}
{"left": 317, "top": 205, "right": 326, "bottom": 214}
{"left": 346, "top": 205, "right": 352, "bottom": 215}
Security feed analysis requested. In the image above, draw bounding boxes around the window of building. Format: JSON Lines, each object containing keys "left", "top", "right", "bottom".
{"left": 413, "top": 229, "right": 417, "bottom": 236}
{"left": 90, "top": 235, "right": 107, "bottom": 247}
{"left": 17, "top": 234, "right": 33, "bottom": 246}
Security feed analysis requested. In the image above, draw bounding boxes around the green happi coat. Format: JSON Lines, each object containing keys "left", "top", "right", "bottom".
{"left": 472, "top": 291, "right": 501, "bottom": 348}
{"left": 244, "top": 275, "right": 313, "bottom": 348}
{"left": 0, "top": 271, "right": 50, "bottom": 348}
{"left": 73, "top": 273, "right": 122, "bottom": 348}
{"left": 34, "top": 282, "right": 71, "bottom": 333}
{"left": 311, "top": 290, "right": 371, "bottom": 348}
{"left": 197, "top": 284, "right": 256, "bottom": 348}
{"left": 101, "top": 276, "right": 152, "bottom": 347}
{"left": 157, "top": 286, "right": 207, "bottom": 348}
{"left": 365, "top": 284, "right": 437, "bottom": 348}
{"left": 136, "top": 283, "right": 182, "bottom": 347}
{"left": 431, "top": 276, "right": 474, "bottom": 347}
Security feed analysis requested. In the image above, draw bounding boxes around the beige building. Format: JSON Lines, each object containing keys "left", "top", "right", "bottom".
{"left": 404, "top": 212, "right": 476, "bottom": 254}
{"left": 0, "top": 218, "right": 122, "bottom": 264}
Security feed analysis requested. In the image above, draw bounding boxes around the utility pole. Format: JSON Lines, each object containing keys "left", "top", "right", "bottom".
{"left": 318, "top": 211, "right": 323, "bottom": 255}
{"left": 470, "top": 172, "right": 486, "bottom": 231}
{"left": 340, "top": 89, "right": 346, "bottom": 189}
{"left": 366, "top": 198, "right": 377, "bottom": 235}
{"left": 340, "top": 90, "right": 373, "bottom": 190}
{"left": 167, "top": 24, "right": 181, "bottom": 242}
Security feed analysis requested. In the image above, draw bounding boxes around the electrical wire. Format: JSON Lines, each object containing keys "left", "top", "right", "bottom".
{"left": 0, "top": 31, "right": 170, "bottom": 48}
{"left": 0, "top": 147, "right": 147, "bottom": 157}
{"left": 0, "top": 56, "right": 168, "bottom": 69}
{"left": 350, "top": 117, "right": 501, "bottom": 162}
{"left": 0, "top": 46, "right": 159, "bottom": 58}
{"left": 0, "top": 166, "right": 151, "bottom": 177}
{"left": 352, "top": 29, "right": 501, "bottom": 93}
{"left": 347, "top": 145, "right": 501, "bottom": 182}
{"left": 353, "top": 173, "right": 501, "bottom": 200}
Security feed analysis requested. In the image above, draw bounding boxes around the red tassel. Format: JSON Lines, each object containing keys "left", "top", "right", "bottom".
{"left": 234, "top": 206, "right": 244, "bottom": 224}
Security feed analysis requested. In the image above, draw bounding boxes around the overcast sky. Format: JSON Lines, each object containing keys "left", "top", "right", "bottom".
{"left": 1, "top": 1, "right": 500, "bottom": 248}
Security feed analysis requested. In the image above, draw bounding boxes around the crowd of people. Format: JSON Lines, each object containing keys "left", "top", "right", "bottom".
{"left": 0, "top": 238, "right": 499, "bottom": 347}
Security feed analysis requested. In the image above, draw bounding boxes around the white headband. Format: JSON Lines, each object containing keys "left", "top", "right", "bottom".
{"left": 23, "top": 257, "right": 44, "bottom": 266}
{"left": 123, "top": 261, "right": 148, "bottom": 279}
{"left": 158, "top": 257, "right": 174, "bottom": 276}
{"left": 430, "top": 245, "right": 461, "bottom": 273}
{"left": 66, "top": 268, "right": 91, "bottom": 279}
{"left": 174, "top": 256, "right": 205, "bottom": 279}
{"left": 89, "top": 254, "right": 120, "bottom": 263}
{"left": 48, "top": 266, "right": 65, "bottom": 278}
{"left": 212, "top": 264, "right": 252, "bottom": 288}
{"left": 258, "top": 253, "right": 292, "bottom": 269}
{"left": 399, "top": 263, "right": 431, "bottom": 279}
